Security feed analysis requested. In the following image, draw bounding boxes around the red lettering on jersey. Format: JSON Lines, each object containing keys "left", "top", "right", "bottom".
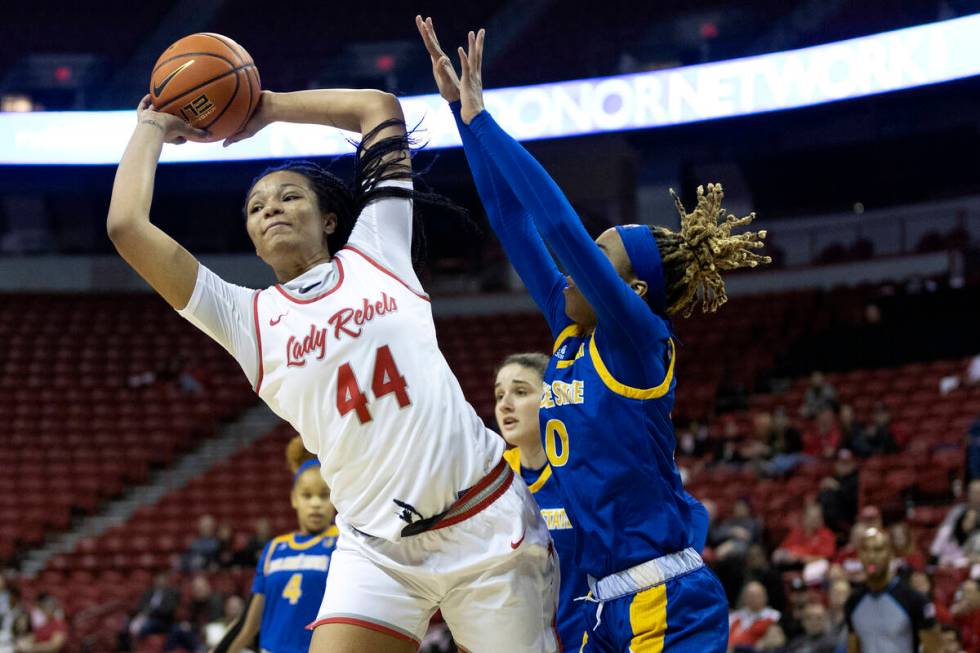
{"left": 285, "top": 293, "right": 398, "bottom": 367}
{"left": 286, "top": 325, "right": 328, "bottom": 367}
{"left": 328, "top": 293, "right": 397, "bottom": 340}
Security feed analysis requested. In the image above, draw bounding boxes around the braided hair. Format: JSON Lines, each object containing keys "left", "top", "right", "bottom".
{"left": 650, "top": 183, "right": 771, "bottom": 317}
{"left": 245, "top": 118, "right": 466, "bottom": 267}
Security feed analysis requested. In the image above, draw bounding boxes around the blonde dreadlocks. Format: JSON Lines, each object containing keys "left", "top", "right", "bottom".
{"left": 651, "top": 183, "right": 770, "bottom": 317}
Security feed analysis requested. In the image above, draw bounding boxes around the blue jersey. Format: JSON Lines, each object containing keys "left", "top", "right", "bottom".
{"left": 453, "top": 105, "right": 709, "bottom": 580}
{"left": 504, "top": 448, "right": 588, "bottom": 649}
{"left": 252, "top": 527, "right": 338, "bottom": 653}
{"left": 544, "top": 327, "right": 697, "bottom": 577}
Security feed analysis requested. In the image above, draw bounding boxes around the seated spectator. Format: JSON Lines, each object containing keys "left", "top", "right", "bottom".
{"left": 16, "top": 594, "right": 67, "bottom": 653}
{"left": 845, "top": 528, "right": 940, "bottom": 652}
{"left": 0, "top": 584, "right": 29, "bottom": 653}
{"left": 234, "top": 517, "right": 272, "bottom": 568}
{"left": 729, "top": 581, "right": 785, "bottom": 652}
{"left": 826, "top": 578, "right": 851, "bottom": 645}
{"left": 712, "top": 498, "right": 763, "bottom": 559}
{"left": 837, "top": 404, "right": 864, "bottom": 454}
{"left": 786, "top": 601, "right": 838, "bottom": 653}
{"left": 203, "top": 595, "right": 245, "bottom": 651}
{"left": 818, "top": 448, "right": 860, "bottom": 534}
{"left": 942, "top": 506, "right": 980, "bottom": 569}
{"left": 740, "top": 412, "right": 774, "bottom": 465}
{"left": 862, "top": 401, "right": 900, "bottom": 455}
{"left": 801, "top": 372, "right": 838, "bottom": 418}
{"left": 216, "top": 522, "right": 235, "bottom": 569}
{"left": 939, "top": 623, "right": 965, "bottom": 653}
{"left": 763, "top": 406, "right": 806, "bottom": 476}
{"left": 890, "top": 521, "right": 925, "bottom": 573}
{"left": 778, "top": 577, "right": 811, "bottom": 642}
{"left": 933, "top": 479, "right": 980, "bottom": 565}
{"left": 182, "top": 514, "right": 221, "bottom": 571}
{"left": 166, "top": 575, "right": 225, "bottom": 652}
{"left": 834, "top": 524, "right": 868, "bottom": 583}
{"left": 774, "top": 504, "right": 837, "bottom": 568}
{"left": 803, "top": 408, "right": 841, "bottom": 459}
{"left": 126, "top": 572, "right": 180, "bottom": 646}
{"left": 715, "top": 418, "right": 747, "bottom": 466}
{"left": 909, "top": 571, "right": 953, "bottom": 625}
{"left": 186, "top": 575, "right": 224, "bottom": 639}
{"left": 953, "top": 578, "right": 980, "bottom": 652}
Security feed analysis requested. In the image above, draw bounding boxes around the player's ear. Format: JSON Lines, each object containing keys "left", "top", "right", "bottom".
{"left": 631, "top": 279, "right": 648, "bottom": 299}
{"left": 323, "top": 212, "right": 337, "bottom": 236}
{"left": 290, "top": 491, "right": 299, "bottom": 510}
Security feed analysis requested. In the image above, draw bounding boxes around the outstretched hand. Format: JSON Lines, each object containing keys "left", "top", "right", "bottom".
{"left": 137, "top": 95, "right": 209, "bottom": 144}
{"left": 416, "top": 16, "right": 485, "bottom": 124}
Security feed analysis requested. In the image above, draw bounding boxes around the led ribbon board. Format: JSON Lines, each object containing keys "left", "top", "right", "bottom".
{"left": 2, "top": 13, "right": 979, "bottom": 165}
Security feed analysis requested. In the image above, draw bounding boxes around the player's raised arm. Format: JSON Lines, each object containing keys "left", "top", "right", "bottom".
{"left": 224, "top": 88, "right": 409, "bottom": 171}
{"left": 107, "top": 95, "right": 208, "bottom": 310}
{"left": 416, "top": 16, "right": 568, "bottom": 335}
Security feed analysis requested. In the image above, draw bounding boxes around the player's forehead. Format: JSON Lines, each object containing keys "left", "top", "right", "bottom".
{"left": 247, "top": 171, "right": 313, "bottom": 203}
{"left": 495, "top": 363, "right": 541, "bottom": 387}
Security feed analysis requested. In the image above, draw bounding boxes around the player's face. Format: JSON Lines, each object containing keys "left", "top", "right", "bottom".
{"left": 858, "top": 530, "right": 892, "bottom": 581}
{"left": 494, "top": 363, "right": 543, "bottom": 449}
{"left": 245, "top": 171, "right": 338, "bottom": 269}
{"left": 291, "top": 468, "right": 335, "bottom": 535}
{"left": 563, "top": 228, "right": 646, "bottom": 328}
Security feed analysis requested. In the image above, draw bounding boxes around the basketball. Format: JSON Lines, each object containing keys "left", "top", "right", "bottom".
{"left": 149, "top": 33, "right": 261, "bottom": 142}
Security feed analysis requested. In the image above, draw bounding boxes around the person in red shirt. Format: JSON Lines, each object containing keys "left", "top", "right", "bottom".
{"left": 17, "top": 594, "right": 67, "bottom": 653}
{"left": 803, "top": 408, "right": 842, "bottom": 458}
{"left": 952, "top": 578, "right": 980, "bottom": 653}
{"left": 773, "top": 503, "right": 837, "bottom": 566}
{"left": 729, "top": 581, "right": 784, "bottom": 652}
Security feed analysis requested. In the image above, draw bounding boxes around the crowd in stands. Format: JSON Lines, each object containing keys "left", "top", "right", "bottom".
{"left": 682, "top": 359, "right": 980, "bottom": 652}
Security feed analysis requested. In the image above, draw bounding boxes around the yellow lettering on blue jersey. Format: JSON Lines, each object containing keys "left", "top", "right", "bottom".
{"left": 545, "top": 419, "right": 571, "bottom": 467}
{"left": 542, "top": 380, "right": 585, "bottom": 407}
{"left": 540, "top": 383, "right": 555, "bottom": 409}
{"left": 541, "top": 508, "right": 573, "bottom": 530}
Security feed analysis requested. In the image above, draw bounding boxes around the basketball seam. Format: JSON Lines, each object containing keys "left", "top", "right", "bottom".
{"left": 151, "top": 51, "right": 237, "bottom": 77}
{"left": 235, "top": 66, "right": 256, "bottom": 135}
{"left": 201, "top": 33, "right": 247, "bottom": 66}
{"left": 199, "top": 68, "right": 241, "bottom": 131}
{"left": 155, "top": 64, "right": 254, "bottom": 114}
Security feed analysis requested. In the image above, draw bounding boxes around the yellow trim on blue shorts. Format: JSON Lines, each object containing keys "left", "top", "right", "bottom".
{"left": 628, "top": 584, "right": 668, "bottom": 652}
{"left": 588, "top": 337, "right": 675, "bottom": 400}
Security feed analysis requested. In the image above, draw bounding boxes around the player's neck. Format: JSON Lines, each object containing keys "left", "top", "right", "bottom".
{"left": 274, "top": 251, "right": 332, "bottom": 282}
{"left": 865, "top": 570, "right": 893, "bottom": 593}
{"left": 519, "top": 443, "right": 548, "bottom": 471}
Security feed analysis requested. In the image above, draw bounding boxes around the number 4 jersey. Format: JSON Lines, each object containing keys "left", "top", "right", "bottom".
{"left": 178, "top": 184, "right": 504, "bottom": 542}
{"left": 253, "top": 527, "right": 338, "bottom": 653}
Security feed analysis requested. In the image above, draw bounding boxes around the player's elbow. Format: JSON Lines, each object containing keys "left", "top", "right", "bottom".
{"left": 364, "top": 90, "right": 404, "bottom": 125}
{"left": 106, "top": 212, "right": 145, "bottom": 251}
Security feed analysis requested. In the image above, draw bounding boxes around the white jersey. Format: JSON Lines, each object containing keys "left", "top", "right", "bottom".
{"left": 178, "top": 180, "right": 503, "bottom": 541}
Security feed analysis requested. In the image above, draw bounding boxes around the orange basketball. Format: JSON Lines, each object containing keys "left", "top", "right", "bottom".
{"left": 149, "top": 33, "right": 261, "bottom": 143}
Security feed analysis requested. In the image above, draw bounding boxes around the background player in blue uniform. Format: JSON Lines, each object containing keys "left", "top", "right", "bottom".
{"left": 418, "top": 17, "right": 770, "bottom": 652}
{"left": 496, "top": 352, "right": 589, "bottom": 649}
{"left": 214, "top": 437, "right": 337, "bottom": 653}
